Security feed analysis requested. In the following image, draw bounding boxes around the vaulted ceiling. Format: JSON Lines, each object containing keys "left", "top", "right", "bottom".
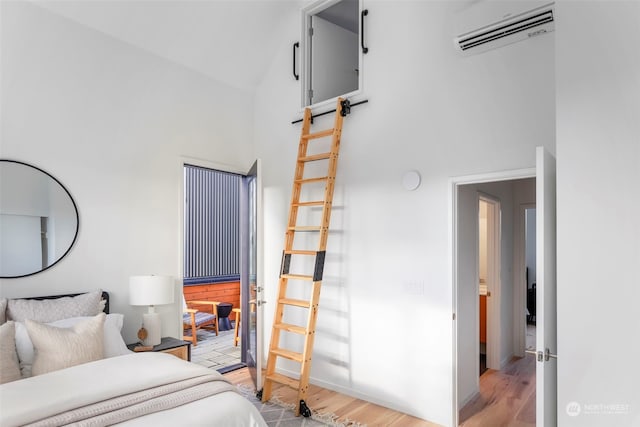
{"left": 34, "top": 0, "right": 302, "bottom": 92}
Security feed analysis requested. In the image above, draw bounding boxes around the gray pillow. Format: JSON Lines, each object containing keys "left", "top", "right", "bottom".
{"left": 0, "top": 321, "right": 21, "bottom": 384}
{"left": 0, "top": 298, "right": 7, "bottom": 324}
{"left": 7, "top": 290, "right": 102, "bottom": 323}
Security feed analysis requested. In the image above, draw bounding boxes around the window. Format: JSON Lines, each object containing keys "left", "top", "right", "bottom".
{"left": 301, "top": 0, "right": 364, "bottom": 108}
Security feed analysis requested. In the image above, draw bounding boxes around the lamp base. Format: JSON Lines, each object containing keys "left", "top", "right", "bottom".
{"left": 142, "top": 312, "right": 161, "bottom": 346}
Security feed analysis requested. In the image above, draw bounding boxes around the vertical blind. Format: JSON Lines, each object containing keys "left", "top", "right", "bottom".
{"left": 184, "top": 165, "right": 240, "bottom": 284}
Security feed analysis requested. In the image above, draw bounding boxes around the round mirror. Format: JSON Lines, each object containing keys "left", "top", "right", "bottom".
{"left": 0, "top": 160, "right": 79, "bottom": 278}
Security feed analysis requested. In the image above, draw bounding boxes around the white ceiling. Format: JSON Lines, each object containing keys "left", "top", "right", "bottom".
{"left": 34, "top": 0, "right": 302, "bottom": 92}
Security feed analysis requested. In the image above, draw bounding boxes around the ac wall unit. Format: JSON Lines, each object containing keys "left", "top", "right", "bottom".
{"left": 454, "top": 1, "right": 554, "bottom": 55}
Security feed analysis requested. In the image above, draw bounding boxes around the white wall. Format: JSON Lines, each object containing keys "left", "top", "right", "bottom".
{"left": 254, "top": 1, "right": 554, "bottom": 425}
{"left": 556, "top": 2, "right": 640, "bottom": 426}
{"left": 0, "top": 1, "right": 255, "bottom": 343}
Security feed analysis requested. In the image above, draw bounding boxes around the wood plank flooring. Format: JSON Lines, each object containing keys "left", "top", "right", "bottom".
{"left": 223, "top": 352, "right": 535, "bottom": 427}
{"left": 459, "top": 354, "right": 536, "bottom": 427}
{"left": 223, "top": 368, "right": 441, "bottom": 427}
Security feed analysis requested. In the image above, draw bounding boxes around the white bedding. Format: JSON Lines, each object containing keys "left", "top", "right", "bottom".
{"left": 0, "top": 352, "right": 266, "bottom": 427}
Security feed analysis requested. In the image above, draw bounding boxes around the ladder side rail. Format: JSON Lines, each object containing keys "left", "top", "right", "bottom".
{"left": 296, "top": 281, "right": 322, "bottom": 413}
{"left": 286, "top": 107, "right": 313, "bottom": 247}
{"left": 317, "top": 111, "right": 344, "bottom": 250}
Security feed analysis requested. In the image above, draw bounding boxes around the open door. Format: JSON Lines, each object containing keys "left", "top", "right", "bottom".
{"left": 240, "top": 160, "right": 263, "bottom": 390}
{"left": 535, "top": 146, "right": 557, "bottom": 426}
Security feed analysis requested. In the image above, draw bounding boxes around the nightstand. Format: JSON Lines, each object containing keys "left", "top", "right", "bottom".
{"left": 127, "top": 337, "right": 191, "bottom": 361}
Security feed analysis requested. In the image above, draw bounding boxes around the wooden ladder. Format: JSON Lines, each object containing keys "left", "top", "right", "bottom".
{"left": 261, "top": 97, "right": 350, "bottom": 417}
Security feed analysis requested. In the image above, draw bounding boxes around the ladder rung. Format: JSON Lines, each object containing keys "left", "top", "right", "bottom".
{"left": 274, "top": 322, "right": 307, "bottom": 335}
{"left": 271, "top": 348, "right": 304, "bottom": 362}
{"left": 299, "top": 153, "right": 331, "bottom": 162}
{"left": 281, "top": 274, "right": 314, "bottom": 281}
{"left": 288, "top": 226, "right": 321, "bottom": 232}
{"left": 279, "top": 298, "right": 311, "bottom": 308}
{"left": 295, "top": 176, "right": 329, "bottom": 184}
{"left": 266, "top": 373, "right": 300, "bottom": 389}
{"left": 284, "top": 250, "right": 316, "bottom": 255}
{"left": 302, "top": 128, "right": 334, "bottom": 140}
{"left": 292, "top": 201, "right": 325, "bottom": 207}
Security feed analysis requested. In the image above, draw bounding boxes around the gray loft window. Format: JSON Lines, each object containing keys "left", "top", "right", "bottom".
{"left": 302, "top": 0, "right": 363, "bottom": 108}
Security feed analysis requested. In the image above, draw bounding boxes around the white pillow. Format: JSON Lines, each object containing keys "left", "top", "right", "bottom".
{"left": 7, "top": 290, "right": 103, "bottom": 323}
{"left": 26, "top": 313, "right": 105, "bottom": 376}
{"left": 15, "top": 313, "right": 130, "bottom": 378}
{"left": 0, "top": 321, "right": 21, "bottom": 384}
{"left": 52, "top": 314, "right": 130, "bottom": 358}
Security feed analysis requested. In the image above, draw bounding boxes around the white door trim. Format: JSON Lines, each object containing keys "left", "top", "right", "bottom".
{"left": 450, "top": 167, "right": 535, "bottom": 427}
{"left": 514, "top": 202, "right": 536, "bottom": 357}
{"left": 478, "top": 193, "right": 501, "bottom": 370}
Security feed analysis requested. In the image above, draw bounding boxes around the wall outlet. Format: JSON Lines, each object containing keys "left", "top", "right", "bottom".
{"left": 404, "top": 281, "right": 425, "bottom": 295}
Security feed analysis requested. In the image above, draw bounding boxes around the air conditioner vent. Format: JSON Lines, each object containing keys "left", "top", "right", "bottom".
{"left": 454, "top": 2, "right": 555, "bottom": 55}
{"left": 458, "top": 10, "right": 553, "bottom": 51}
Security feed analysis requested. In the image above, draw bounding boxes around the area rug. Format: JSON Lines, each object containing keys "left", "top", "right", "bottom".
{"left": 236, "top": 385, "right": 365, "bottom": 427}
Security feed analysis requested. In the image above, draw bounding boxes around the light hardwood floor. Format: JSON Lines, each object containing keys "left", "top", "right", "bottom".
{"left": 459, "top": 354, "right": 536, "bottom": 427}
{"left": 223, "top": 352, "right": 535, "bottom": 427}
{"left": 223, "top": 368, "right": 442, "bottom": 427}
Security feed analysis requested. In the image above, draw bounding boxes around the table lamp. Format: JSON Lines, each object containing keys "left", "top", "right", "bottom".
{"left": 129, "top": 275, "right": 174, "bottom": 346}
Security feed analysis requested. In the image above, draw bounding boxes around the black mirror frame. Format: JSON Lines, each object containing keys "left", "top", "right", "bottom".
{"left": 0, "top": 159, "right": 80, "bottom": 279}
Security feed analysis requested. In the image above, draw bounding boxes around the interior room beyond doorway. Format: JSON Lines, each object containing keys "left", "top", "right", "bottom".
{"left": 455, "top": 175, "right": 537, "bottom": 426}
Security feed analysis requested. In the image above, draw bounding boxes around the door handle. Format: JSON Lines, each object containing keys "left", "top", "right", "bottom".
{"left": 360, "top": 10, "right": 369, "bottom": 54}
{"left": 525, "top": 348, "right": 557, "bottom": 362}
{"left": 545, "top": 348, "right": 558, "bottom": 361}
{"left": 292, "top": 42, "right": 299, "bottom": 80}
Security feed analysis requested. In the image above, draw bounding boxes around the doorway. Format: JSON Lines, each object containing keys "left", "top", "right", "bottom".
{"left": 453, "top": 148, "right": 557, "bottom": 427}
{"left": 453, "top": 171, "right": 538, "bottom": 426}
{"left": 181, "top": 160, "right": 262, "bottom": 379}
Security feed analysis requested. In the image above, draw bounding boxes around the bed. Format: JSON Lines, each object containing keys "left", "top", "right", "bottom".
{"left": 0, "top": 290, "right": 267, "bottom": 427}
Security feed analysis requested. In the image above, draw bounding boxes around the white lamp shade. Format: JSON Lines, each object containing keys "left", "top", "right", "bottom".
{"left": 129, "top": 275, "right": 174, "bottom": 306}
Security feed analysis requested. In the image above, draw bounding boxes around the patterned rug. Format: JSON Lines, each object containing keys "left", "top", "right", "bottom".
{"left": 236, "top": 385, "right": 364, "bottom": 427}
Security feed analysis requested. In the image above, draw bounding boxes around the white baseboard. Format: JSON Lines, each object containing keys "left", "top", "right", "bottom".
{"left": 458, "top": 389, "right": 479, "bottom": 410}
{"left": 500, "top": 353, "right": 514, "bottom": 370}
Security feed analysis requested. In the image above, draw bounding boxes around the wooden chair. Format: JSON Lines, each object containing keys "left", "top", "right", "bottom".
{"left": 182, "top": 296, "right": 220, "bottom": 346}
{"left": 232, "top": 308, "right": 241, "bottom": 347}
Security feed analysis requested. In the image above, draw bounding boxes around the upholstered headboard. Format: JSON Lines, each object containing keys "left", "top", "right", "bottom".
{"left": 24, "top": 291, "right": 110, "bottom": 314}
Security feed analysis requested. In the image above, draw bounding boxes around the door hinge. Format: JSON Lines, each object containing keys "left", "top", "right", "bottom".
{"left": 453, "top": 313, "right": 456, "bottom": 320}
{"left": 309, "top": 27, "right": 314, "bottom": 37}
{"left": 308, "top": 89, "right": 313, "bottom": 101}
